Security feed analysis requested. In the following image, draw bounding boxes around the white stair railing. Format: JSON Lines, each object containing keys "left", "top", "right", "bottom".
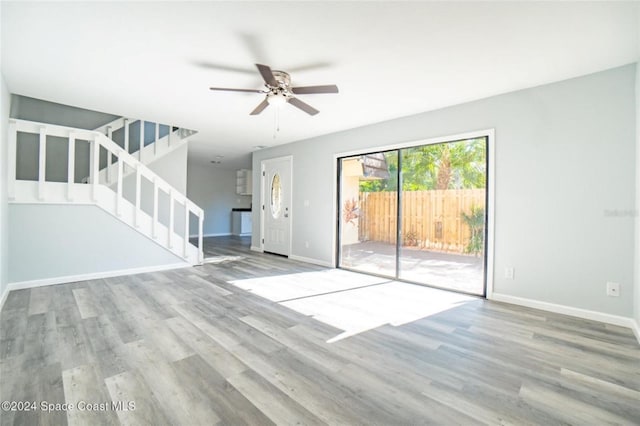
{"left": 94, "top": 117, "right": 196, "bottom": 161}
{"left": 7, "top": 118, "right": 204, "bottom": 265}
{"left": 91, "top": 118, "right": 196, "bottom": 186}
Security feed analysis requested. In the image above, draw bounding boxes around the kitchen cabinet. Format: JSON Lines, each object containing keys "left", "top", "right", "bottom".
{"left": 236, "top": 169, "right": 252, "bottom": 195}
{"left": 232, "top": 210, "right": 252, "bottom": 236}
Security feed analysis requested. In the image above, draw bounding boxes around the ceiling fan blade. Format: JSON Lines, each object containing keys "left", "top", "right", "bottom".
{"left": 210, "top": 87, "right": 264, "bottom": 93}
{"left": 256, "top": 63, "right": 277, "bottom": 87}
{"left": 250, "top": 98, "right": 269, "bottom": 115}
{"left": 194, "top": 61, "right": 255, "bottom": 74}
{"left": 288, "top": 97, "right": 319, "bottom": 116}
{"left": 291, "top": 85, "right": 339, "bottom": 95}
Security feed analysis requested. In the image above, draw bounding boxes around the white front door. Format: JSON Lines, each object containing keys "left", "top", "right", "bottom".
{"left": 262, "top": 156, "right": 292, "bottom": 256}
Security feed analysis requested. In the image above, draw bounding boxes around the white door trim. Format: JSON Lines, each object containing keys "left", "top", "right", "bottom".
{"left": 333, "top": 128, "right": 495, "bottom": 298}
{"left": 260, "top": 155, "right": 293, "bottom": 256}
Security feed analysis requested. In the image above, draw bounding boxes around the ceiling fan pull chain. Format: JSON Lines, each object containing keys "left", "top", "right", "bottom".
{"left": 273, "top": 108, "right": 276, "bottom": 139}
{"left": 273, "top": 107, "right": 279, "bottom": 139}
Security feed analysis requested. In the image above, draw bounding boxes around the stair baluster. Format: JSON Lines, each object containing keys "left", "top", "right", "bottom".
{"left": 7, "top": 118, "right": 204, "bottom": 265}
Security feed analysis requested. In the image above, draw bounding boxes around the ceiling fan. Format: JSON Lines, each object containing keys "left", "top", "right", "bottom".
{"left": 209, "top": 63, "right": 338, "bottom": 116}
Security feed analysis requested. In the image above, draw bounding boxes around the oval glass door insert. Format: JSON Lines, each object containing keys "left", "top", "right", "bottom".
{"left": 270, "top": 173, "right": 282, "bottom": 218}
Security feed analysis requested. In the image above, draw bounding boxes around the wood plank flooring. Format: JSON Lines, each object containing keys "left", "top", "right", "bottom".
{"left": 1, "top": 236, "right": 639, "bottom": 425}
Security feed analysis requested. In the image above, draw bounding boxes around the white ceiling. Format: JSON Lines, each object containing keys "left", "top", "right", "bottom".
{"left": 2, "top": 2, "right": 638, "bottom": 169}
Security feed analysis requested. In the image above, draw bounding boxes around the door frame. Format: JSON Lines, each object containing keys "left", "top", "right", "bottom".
{"left": 333, "top": 129, "right": 495, "bottom": 298}
{"left": 260, "top": 155, "right": 293, "bottom": 256}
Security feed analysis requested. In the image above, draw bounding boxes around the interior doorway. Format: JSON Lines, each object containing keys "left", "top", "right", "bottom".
{"left": 261, "top": 156, "right": 292, "bottom": 256}
{"left": 337, "top": 136, "right": 489, "bottom": 296}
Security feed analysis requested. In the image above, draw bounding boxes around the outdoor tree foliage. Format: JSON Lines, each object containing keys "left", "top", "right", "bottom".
{"left": 359, "top": 138, "right": 486, "bottom": 192}
{"left": 461, "top": 205, "right": 485, "bottom": 256}
{"left": 357, "top": 138, "right": 487, "bottom": 256}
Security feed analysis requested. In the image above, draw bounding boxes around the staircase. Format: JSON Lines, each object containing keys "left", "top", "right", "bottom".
{"left": 7, "top": 118, "right": 204, "bottom": 265}
{"left": 91, "top": 117, "right": 196, "bottom": 184}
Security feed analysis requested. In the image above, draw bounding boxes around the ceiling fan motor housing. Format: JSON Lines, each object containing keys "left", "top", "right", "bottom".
{"left": 267, "top": 71, "right": 292, "bottom": 104}
{"left": 271, "top": 70, "right": 291, "bottom": 88}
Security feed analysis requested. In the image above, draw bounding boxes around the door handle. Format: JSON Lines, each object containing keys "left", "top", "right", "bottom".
{"left": 284, "top": 213, "right": 289, "bottom": 218}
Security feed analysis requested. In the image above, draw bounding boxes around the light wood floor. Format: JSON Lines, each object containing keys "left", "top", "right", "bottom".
{"left": 1, "top": 236, "right": 639, "bottom": 425}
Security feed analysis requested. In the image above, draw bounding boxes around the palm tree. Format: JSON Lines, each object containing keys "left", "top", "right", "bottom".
{"left": 401, "top": 138, "right": 486, "bottom": 191}
{"left": 359, "top": 138, "right": 486, "bottom": 192}
{"left": 461, "top": 205, "right": 485, "bottom": 256}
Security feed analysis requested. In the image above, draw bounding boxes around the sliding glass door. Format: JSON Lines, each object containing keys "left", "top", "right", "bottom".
{"left": 338, "top": 137, "right": 487, "bottom": 296}
{"left": 397, "top": 138, "right": 487, "bottom": 294}
{"left": 339, "top": 151, "right": 398, "bottom": 278}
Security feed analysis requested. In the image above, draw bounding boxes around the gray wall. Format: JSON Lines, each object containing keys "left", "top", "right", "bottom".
{"left": 10, "top": 94, "right": 117, "bottom": 130}
{"left": 149, "top": 142, "right": 188, "bottom": 194}
{"left": 252, "top": 64, "right": 637, "bottom": 318}
{"left": 8, "top": 204, "right": 184, "bottom": 283}
{"left": 9, "top": 96, "right": 174, "bottom": 185}
{"left": 187, "top": 162, "right": 251, "bottom": 236}
{"left": 150, "top": 142, "right": 189, "bottom": 236}
{"left": 120, "top": 143, "right": 189, "bottom": 237}
{"left": 11, "top": 95, "right": 118, "bottom": 184}
{"left": 9, "top": 94, "right": 193, "bottom": 240}
{"left": 0, "top": 74, "right": 10, "bottom": 299}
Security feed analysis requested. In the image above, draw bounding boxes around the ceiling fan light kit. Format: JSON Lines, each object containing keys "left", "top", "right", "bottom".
{"left": 209, "top": 63, "right": 338, "bottom": 116}
{"left": 267, "top": 93, "right": 288, "bottom": 106}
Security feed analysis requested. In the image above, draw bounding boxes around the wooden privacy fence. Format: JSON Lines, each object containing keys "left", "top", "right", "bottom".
{"left": 357, "top": 189, "right": 485, "bottom": 254}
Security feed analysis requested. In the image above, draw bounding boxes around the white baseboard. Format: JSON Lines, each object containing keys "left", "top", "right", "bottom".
{"left": 631, "top": 319, "right": 640, "bottom": 343}
{"left": 250, "top": 248, "right": 332, "bottom": 268}
{"left": 5, "top": 262, "right": 191, "bottom": 292}
{"left": 490, "top": 293, "right": 638, "bottom": 340}
{"left": 288, "top": 254, "right": 333, "bottom": 268}
{"left": 0, "top": 286, "right": 9, "bottom": 312}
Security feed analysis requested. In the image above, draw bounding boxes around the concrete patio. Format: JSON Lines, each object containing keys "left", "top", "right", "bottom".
{"left": 340, "top": 241, "right": 485, "bottom": 295}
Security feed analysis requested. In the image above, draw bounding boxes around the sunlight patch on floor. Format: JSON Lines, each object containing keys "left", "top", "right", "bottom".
{"left": 229, "top": 269, "right": 388, "bottom": 301}
{"left": 230, "top": 269, "right": 476, "bottom": 342}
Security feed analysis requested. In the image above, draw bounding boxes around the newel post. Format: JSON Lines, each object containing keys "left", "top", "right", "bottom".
{"left": 116, "top": 151, "right": 124, "bottom": 217}
{"left": 67, "top": 132, "right": 76, "bottom": 201}
{"left": 183, "top": 201, "right": 189, "bottom": 257}
{"left": 123, "top": 118, "right": 130, "bottom": 154}
{"left": 168, "top": 189, "right": 175, "bottom": 249}
{"left": 91, "top": 136, "right": 100, "bottom": 202}
{"left": 38, "top": 126, "right": 47, "bottom": 201}
{"left": 198, "top": 212, "right": 204, "bottom": 264}
{"left": 135, "top": 164, "right": 142, "bottom": 228}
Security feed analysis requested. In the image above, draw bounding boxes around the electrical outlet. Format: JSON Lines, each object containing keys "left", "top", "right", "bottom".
{"left": 305, "top": 241, "right": 310, "bottom": 248}
{"left": 504, "top": 267, "right": 515, "bottom": 280}
{"left": 606, "top": 282, "right": 620, "bottom": 297}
